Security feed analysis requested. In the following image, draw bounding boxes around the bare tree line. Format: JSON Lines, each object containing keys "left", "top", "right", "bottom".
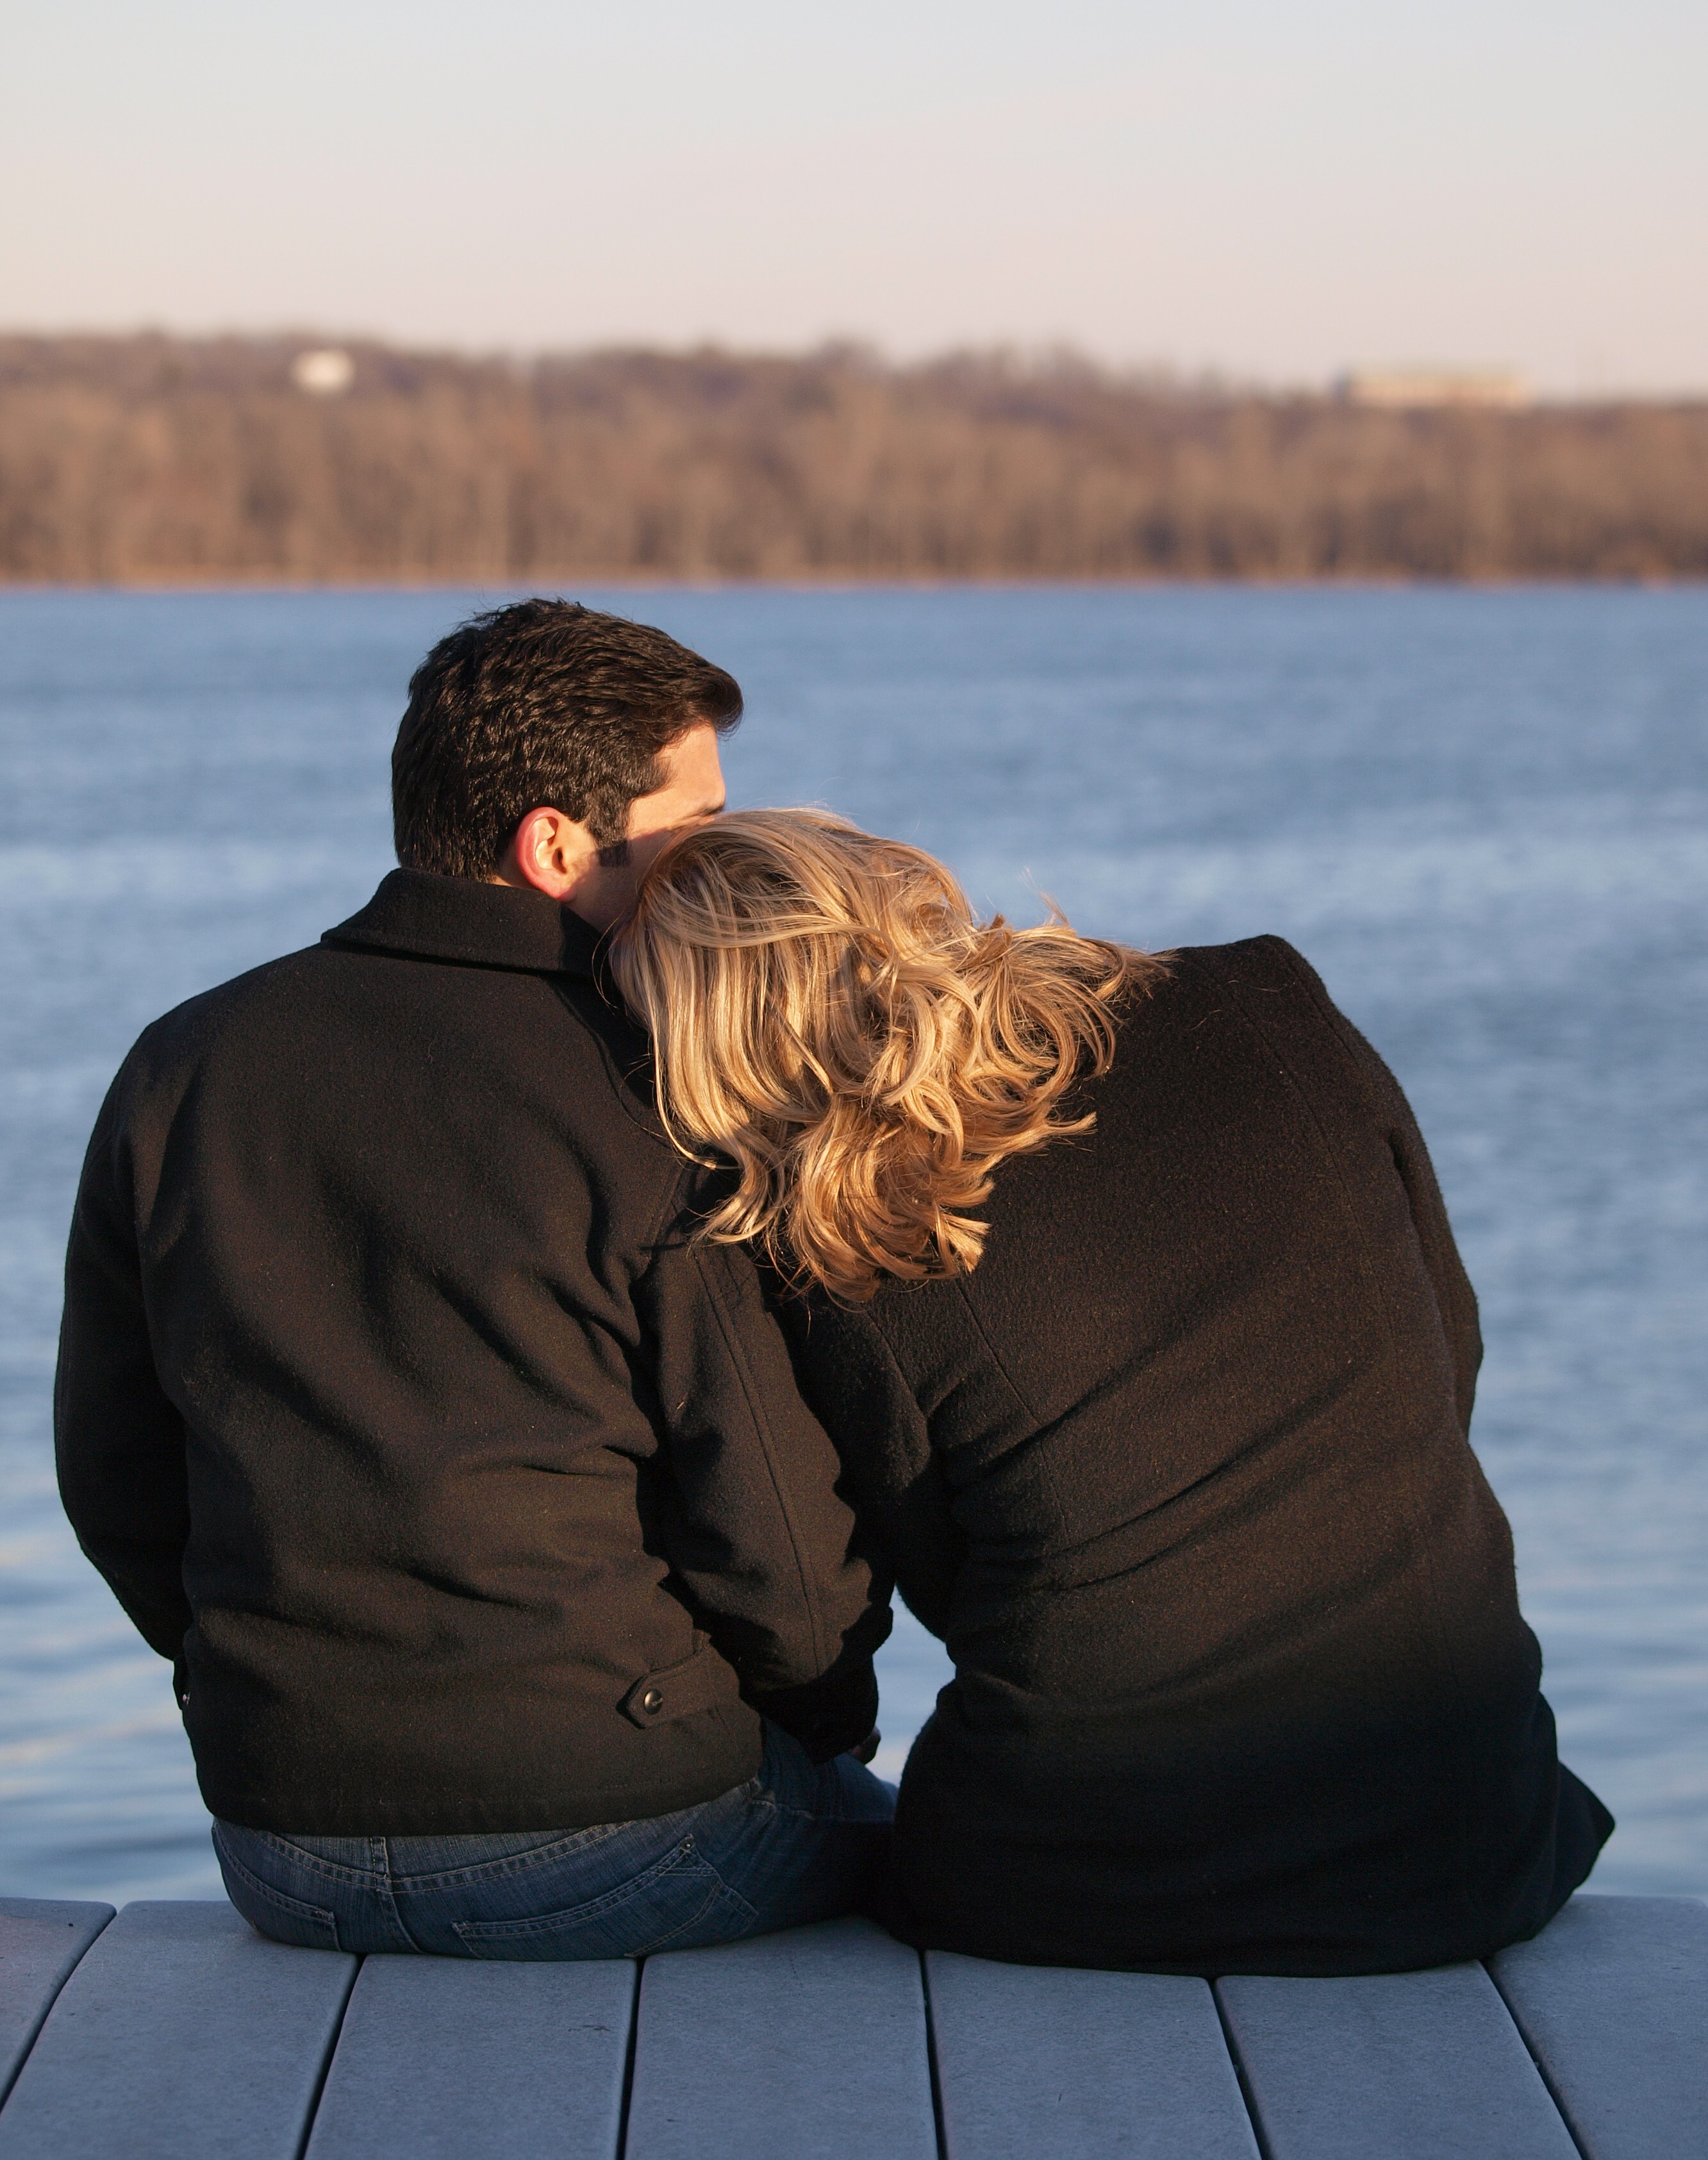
{"left": 2, "top": 333, "right": 1705, "bottom": 582}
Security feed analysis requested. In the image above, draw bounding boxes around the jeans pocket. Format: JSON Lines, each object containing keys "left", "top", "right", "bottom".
{"left": 451, "top": 1834, "right": 758, "bottom": 1962}
{"left": 214, "top": 1835, "right": 342, "bottom": 1952}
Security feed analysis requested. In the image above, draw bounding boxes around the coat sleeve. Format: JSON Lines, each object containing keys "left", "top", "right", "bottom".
{"left": 54, "top": 1069, "right": 194, "bottom": 1675}
{"left": 1268, "top": 939, "right": 1484, "bottom": 1436}
{"left": 772, "top": 1291, "right": 966, "bottom": 1643}
{"left": 634, "top": 1222, "right": 893, "bottom": 1760}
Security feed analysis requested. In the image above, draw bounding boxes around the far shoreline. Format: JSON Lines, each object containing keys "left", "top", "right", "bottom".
{"left": 3, "top": 572, "right": 1705, "bottom": 596}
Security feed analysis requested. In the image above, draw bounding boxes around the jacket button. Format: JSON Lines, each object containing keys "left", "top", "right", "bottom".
{"left": 640, "top": 1688, "right": 665, "bottom": 1715}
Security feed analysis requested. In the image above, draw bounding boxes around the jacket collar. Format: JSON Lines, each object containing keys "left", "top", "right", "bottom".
{"left": 322, "top": 868, "right": 604, "bottom": 982}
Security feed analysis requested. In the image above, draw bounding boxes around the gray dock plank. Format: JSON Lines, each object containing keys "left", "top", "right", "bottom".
{"left": 305, "top": 1953, "right": 635, "bottom": 2160}
{"left": 928, "top": 1951, "right": 1260, "bottom": 2160}
{"left": 1489, "top": 1893, "right": 1708, "bottom": 2160}
{"left": 626, "top": 1918, "right": 936, "bottom": 2160}
{"left": 1216, "top": 1961, "right": 1580, "bottom": 2160}
{"left": 0, "top": 1898, "right": 113, "bottom": 2104}
{"left": 0, "top": 1900, "right": 355, "bottom": 2160}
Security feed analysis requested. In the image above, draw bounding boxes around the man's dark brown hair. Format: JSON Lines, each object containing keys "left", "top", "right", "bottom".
{"left": 392, "top": 599, "right": 743, "bottom": 879}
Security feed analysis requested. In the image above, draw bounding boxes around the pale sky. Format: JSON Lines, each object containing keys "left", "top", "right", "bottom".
{"left": 3, "top": 0, "right": 1704, "bottom": 393}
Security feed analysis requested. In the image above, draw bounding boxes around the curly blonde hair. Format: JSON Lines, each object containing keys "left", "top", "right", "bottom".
{"left": 610, "top": 810, "right": 1163, "bottom": 1302}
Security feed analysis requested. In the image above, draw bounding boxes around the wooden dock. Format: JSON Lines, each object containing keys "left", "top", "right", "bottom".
{"left": 0, "top": 1892, "right": 1702, "bottom": 2157}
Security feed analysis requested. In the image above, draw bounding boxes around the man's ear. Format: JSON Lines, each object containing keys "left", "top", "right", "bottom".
{"left": 493, "top": 807, "right": 602, "bottom": 901}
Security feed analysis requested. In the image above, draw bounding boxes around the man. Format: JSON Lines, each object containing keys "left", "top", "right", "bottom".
{"left": 55, "top": 599, "right": 892, "bottom": 1958}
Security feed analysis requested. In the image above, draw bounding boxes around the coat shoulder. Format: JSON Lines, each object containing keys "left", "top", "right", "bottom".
{"left": 1165, "top": 932, "right": 1318, "bottom": 996}
{"left": 1107, "top": 934, "right": 1339, "bottom": 1063}
{"left": 113, "top": 946, "right": 331, "bottom": 1090}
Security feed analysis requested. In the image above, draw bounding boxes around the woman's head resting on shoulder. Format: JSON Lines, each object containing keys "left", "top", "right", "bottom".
{"left": 610, "top": 809, "right": 1166, "bottom": 1302}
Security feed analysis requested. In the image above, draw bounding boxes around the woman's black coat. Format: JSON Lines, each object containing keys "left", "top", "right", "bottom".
{"left": 780, "top": 936, "right": 1611, "bottom": 1976}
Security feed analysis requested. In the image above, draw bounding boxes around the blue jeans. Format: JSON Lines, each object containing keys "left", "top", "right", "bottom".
{"left": 213, "top": 1725, "right": 893, "bottom": 1959}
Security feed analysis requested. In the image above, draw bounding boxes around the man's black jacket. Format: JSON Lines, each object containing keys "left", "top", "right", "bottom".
{"left": 55, "top": 870, "right": 888, "bottom": 1835}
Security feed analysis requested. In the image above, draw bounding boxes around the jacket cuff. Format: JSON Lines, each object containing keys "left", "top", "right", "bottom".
{"left": 749, "top": 1659, "right": 880, "bottom": 1765}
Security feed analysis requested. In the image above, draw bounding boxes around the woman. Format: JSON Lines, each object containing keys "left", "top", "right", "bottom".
{"left": 611, "top": 810, "right": 1611, "bottom": 1977}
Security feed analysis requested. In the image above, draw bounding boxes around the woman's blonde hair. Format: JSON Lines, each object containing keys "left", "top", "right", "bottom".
{"left": 611, "top": 809, "right": 1164, "bottom": 1302}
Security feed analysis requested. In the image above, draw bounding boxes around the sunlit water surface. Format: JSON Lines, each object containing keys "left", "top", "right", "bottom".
{"left": 1, "top": 585, "right": 1704, "bottom": 1904}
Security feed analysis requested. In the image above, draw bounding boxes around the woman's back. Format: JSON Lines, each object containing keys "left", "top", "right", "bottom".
{"left": 783, "top": 935, "right": 1610, "bottom": 1973}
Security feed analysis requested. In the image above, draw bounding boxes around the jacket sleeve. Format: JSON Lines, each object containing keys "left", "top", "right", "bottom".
{"left": 1269, "top": 939, "right": 1484, "bottom": 1436}
{"left": 772, "top": 1290, "right": 966, "bottom": 1643}
{"left": 54, "top": 1070, "right": 193, "bottom": 1674}
{"left": 634, "top": 1220, "right": 892, "bottom": 1761}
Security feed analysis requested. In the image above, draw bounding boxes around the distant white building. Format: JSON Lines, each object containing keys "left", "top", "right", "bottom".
{"left": 291, "top": 348, "right": 356, "bottom": 396}
{"left": 1339, "top": 367, "right": 1531, "bottom": 410}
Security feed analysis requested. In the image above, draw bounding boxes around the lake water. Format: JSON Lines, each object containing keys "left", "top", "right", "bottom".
{"left": 1, "top": 584, "right": 1704, "bottom": 1907}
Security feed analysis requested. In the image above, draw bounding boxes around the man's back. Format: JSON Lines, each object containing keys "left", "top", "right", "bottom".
{"left": 57, "top": 869, "right": 881, "bottom": 1834}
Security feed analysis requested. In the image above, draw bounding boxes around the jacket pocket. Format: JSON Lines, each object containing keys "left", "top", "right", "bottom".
{"left": 451, "top": 1834, "right": 756, "bottom": 1961}
{"left": 618, "top": 1641, "right": 743, "bottom": 1729}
